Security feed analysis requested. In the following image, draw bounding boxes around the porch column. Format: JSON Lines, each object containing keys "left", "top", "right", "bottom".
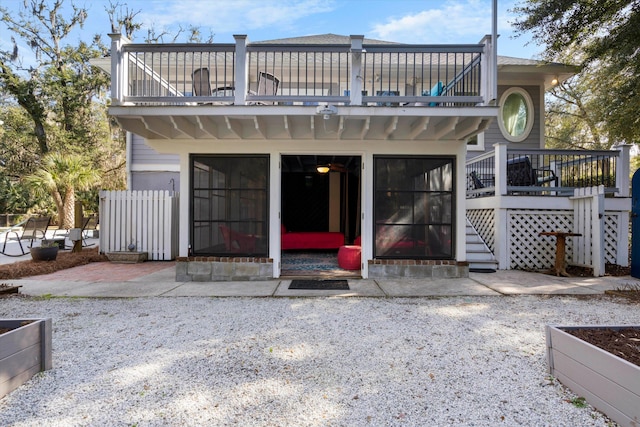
{"left": 494, "top": 142, "right": 508, "bottom": 196}
{"left": 350, "top": 35, "right": 364, "bottom": 106}
{"left": 614, "top": 144, "right": 632, "bottom": 197}
{"left": 494, "top": 142, "right": 509, "bottom": 269}
{"left": 109, "top": 33, "right": 130, "bottom": 106}
{"left": 234, "top": 35, "right": 248, "bottom": 106}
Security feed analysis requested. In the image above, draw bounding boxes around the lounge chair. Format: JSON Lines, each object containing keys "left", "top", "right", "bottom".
{"left": 0, "top": 216, "right": 51, "bottom": 257}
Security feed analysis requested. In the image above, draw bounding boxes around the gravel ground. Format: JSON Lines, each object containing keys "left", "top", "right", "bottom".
{"left": 0, "top": 295, "right": 634, "bottom": 427}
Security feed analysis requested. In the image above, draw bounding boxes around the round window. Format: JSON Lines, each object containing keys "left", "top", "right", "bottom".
{"left": 498, "top": 87, "right": 534, "bottom": 142}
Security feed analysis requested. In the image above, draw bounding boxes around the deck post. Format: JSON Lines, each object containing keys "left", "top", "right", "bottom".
{"left": 234, "top": 35, "right": 248, "bottom": 106}
{"left": 494, "top": 142, "right": 508, "bottom": 196}
{"left": 350, "top": 35, "right": 364, "bottom": 106}
{"left": 109, "top": 33, "right": 129, "bottom": 106}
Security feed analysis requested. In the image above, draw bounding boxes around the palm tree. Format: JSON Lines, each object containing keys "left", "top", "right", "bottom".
{"left": 24, "top": 152, "right": 100, "bottom": 229}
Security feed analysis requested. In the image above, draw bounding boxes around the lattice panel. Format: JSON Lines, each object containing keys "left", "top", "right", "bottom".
{"left": 467, "top": 209, "right": 495, "bottom": 252}
{"left": 604, "top": 213, "right": 620, "bottom": 264}
{"left": 508, "top": 211, "right": 573, "bottom": 270}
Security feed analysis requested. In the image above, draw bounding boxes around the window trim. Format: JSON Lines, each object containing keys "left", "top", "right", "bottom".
{"left": 498, "top": 87, "right": 534, "bottom": 143}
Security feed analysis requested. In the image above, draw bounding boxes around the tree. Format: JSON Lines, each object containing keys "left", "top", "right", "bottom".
{"left": 0, "top": 0, "right": 126, "bottom": 218}
{"left": 24, "top": 152, "right": 100, "bottom": 229}
{"left": 513, "top": 0, "right": 640, "bottom": 144}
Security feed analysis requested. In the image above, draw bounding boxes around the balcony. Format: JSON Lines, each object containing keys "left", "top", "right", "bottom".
{"left": 104, "top": 34, "right": 498, "bottom": 141}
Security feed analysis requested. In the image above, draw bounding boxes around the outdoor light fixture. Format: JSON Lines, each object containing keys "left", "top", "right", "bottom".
{"left": 316, "top": 104, "right": 338, "bottom": 120}
{"left": 551, "top": 77, "right": 559, "bottom": 86}
{"left": 316, "top": 165, "right": 330, "bottom": 174}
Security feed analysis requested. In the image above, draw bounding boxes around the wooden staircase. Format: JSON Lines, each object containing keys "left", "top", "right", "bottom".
{"left": 465, "top": 219, "right": 498, "bottom": 272}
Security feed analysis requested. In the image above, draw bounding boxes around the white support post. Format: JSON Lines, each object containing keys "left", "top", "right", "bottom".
{"left": 614, "top": 144, "right": 632, "bottom": 197}
{"left": 494, "top": 142, "right": 508, "bottom": 196}
{"left": 479, "top": 34, "right": 496, "bottom": 106}
{"left": 109, "top": 33, "right": 130, "bottom": 106}
{"left": 350, "top": 35, "right": 364, "bottom": 106}
{"left": 494, "top": 208, "right": 509, "bottom": 269}
{"left": 234, "top": 35, "right": 248, "bottom": 106}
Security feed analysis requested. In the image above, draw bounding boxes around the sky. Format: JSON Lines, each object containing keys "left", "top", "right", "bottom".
{"left": 1, "top": 0, "right": 543, "bottom": 61}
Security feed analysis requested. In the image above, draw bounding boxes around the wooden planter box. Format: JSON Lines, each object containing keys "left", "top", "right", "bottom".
{"left": 106, "top": 251, "right": 147, "bottom": 263}
{"left": 0, "top": 318, "right": 52, "bottom": 399}
{"left": 546, "top": 325, "right": 640, "bottom": 427}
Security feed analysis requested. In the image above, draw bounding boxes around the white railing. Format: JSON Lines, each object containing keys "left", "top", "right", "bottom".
{"left": 109, "top": 34, "right": 492, "bottom": 107}
{"left": 99, "top": 190, "right": 179, "bottom": 260}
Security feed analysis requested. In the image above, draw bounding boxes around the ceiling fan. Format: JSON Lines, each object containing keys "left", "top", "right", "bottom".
{"left": 316, "top": 163, "right": 347, "bottom": 173}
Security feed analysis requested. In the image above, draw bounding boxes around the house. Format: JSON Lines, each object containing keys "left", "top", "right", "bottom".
{"left": 94, "top": 31, "right": 631, "bottom": 281}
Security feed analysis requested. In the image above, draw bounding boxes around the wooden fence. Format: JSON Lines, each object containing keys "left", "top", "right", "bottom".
{"left": 571, "top": 185, "right": 605, "bottom": 276}
{"left": 99, "top": 190, "right": 179, "bottom": 260}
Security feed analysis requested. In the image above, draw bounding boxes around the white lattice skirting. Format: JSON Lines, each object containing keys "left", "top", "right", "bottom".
{"left": 466, "top": 209, "right": 624, "bottom": 270}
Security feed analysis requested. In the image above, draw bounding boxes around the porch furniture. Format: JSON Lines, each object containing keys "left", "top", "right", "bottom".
{"left": 539, "top": 231, "right": 582, "bottom": 277}
{"left": 507, "top": 156, "right": 558, "bottom": 187}
{"left": 192, "top": 67, "right": 212, "bottom": 96}
{"left": 254, "top": 71, "right": 279, "bottom": 105}
{"left": 211, "top": 86, "right": 235, "bottom": 104}
{"left": 280, "top": 225, "right": 344, "bottom": 250}
{"left": 80, "top": 215, "right": 99, "bottom": 247}
{"left": 0, "top": 216, "right": 51, "bottom": 257}
{"left": 219, "top": 225, "right": 257, "bottom": 253}
{"left": 337, "top": 245, "right": 361, "bottom": 270}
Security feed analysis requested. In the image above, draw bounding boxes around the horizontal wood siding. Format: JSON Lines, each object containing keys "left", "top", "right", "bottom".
{"left": 132, "top": 134, "right": 179, "bottom": 166}
{"left": 471, "top": 85, "right": 541, "bottom": 158}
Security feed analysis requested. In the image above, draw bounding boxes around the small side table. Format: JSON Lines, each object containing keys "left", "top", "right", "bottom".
{"left": 539, "top": 231, "right": 582, "bottom": 277}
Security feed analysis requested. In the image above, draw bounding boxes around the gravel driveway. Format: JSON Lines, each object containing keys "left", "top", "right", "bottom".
{"left": 0, "top": 295, "right": 633, "bottom": 426}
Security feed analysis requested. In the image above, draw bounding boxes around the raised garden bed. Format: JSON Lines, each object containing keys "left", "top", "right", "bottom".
{"left": 0, "top": 318, "right": 52, "bottom": 399}
{"left": 546, "top": 325, "right": 640, "bottom": 427}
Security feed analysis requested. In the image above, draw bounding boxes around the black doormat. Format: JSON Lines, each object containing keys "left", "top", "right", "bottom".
{"left": 288, "top": 279, "right": 350, "bottom": 290}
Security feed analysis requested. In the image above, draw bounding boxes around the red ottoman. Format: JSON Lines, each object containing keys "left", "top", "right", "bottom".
{"left": 338, "top": 245, "right": 361, "bottom": 270}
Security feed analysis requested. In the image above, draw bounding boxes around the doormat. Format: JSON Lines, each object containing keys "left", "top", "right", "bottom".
{"left": 288, "top": 279, "right": 349, "bottom": 290}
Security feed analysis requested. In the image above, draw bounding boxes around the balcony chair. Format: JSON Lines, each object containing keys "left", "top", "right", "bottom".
{"left": 507, "top": 156, "right": 558, "bottom": 187}
{"left": 251, "top": 71, "right": 280, "bottom": 105}
{"left": 192, "top": 67, "right": 212, "bottom": 97}
{"left": 0, "top": 216, "right": 51, "bottom": 257}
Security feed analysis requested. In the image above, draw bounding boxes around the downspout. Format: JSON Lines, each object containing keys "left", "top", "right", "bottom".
{"left": 126, "top": 131, "right": 133, "bottom": 190}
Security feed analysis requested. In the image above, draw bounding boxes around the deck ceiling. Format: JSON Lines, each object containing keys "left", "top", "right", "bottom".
{"left": 110, "top": 105, "right": 497, "bottom": 141}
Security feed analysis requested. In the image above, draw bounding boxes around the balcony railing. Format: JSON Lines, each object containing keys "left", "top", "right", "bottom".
{"left": 466, "top": 144, "right": 632, "bottom": 198}
{"left": 109, "top": 34, "right": 495, "bottom": 107}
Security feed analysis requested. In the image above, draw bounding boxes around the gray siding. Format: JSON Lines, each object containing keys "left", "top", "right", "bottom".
{"left": 469, "top": 85, "right": 542, "bottom": 159}
{"left": 131, "top": 171, "right": 180, "bottom": 192}
{"left": 132, "top": 134, "right": 180, "bottom": 166}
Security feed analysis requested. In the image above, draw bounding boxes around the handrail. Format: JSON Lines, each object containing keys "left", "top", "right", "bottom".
{"left": 112, "top": 34, "right": 487, "bottom": 107}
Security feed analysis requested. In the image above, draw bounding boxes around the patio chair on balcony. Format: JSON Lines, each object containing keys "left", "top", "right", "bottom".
{"left": 192, "top": 67, "right": 212, "bottom": 97}
{"left": 507, "top": 156, "right": 558, "bottom": 187}
{"left": 252, "top": 71, "right": 279, "bottom": 105}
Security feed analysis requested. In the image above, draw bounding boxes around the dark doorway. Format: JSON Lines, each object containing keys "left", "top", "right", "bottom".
{"left": 281, "top": 155, "right": 361, "bottom": 276}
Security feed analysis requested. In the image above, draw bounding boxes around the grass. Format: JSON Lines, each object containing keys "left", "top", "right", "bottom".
{"left": 0, "top": 247, "right": 108, "bottom": 280}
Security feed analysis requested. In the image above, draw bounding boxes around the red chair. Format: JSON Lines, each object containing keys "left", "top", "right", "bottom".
{"left": 219, "top": 225, "right": 257, "bottom": 253}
